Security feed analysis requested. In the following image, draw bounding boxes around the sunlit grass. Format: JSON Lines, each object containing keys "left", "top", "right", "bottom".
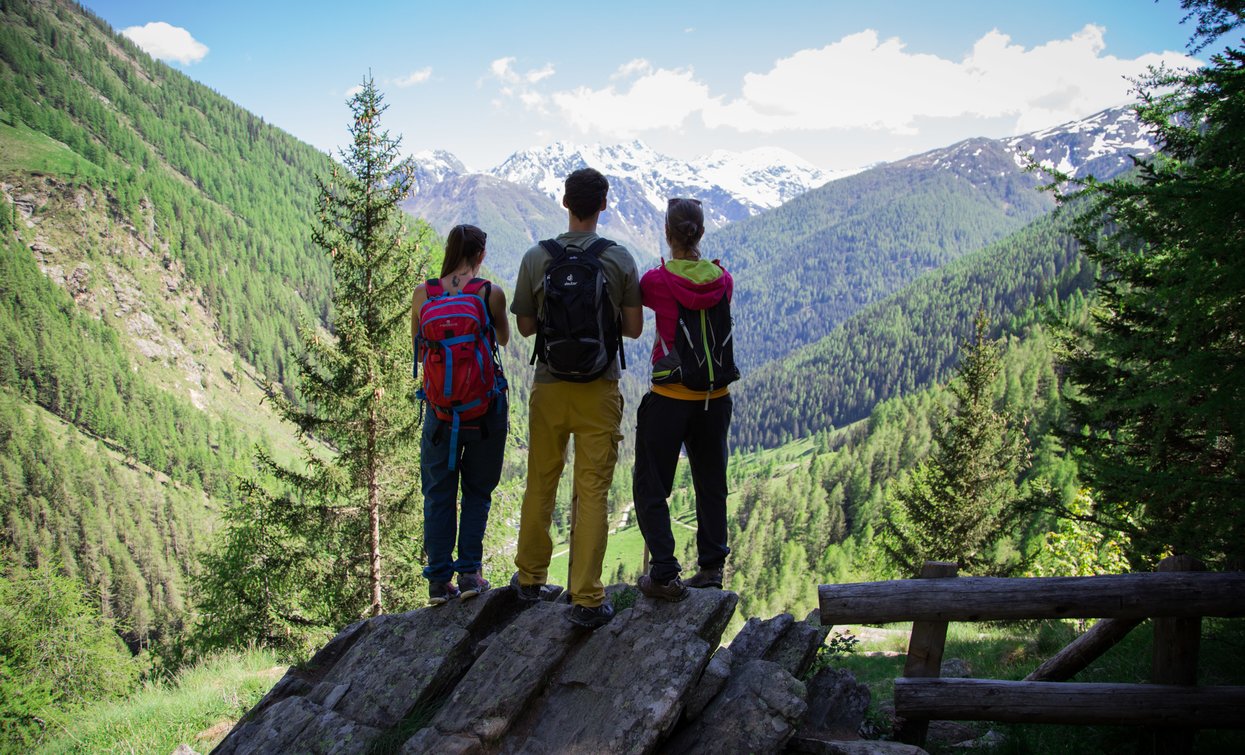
{"left": 38, "top": 649, "right": 287, "bottom": 754}
{"left": 833, "top": 618, "right": 1245, "bottom": 753}
{"left": 0, "top": 115, "right": 103, "bottom": 180}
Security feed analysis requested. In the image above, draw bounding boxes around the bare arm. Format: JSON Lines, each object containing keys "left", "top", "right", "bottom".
{"left": 411, "top": 284, "right": 428, "bottom": 352}
{"left": 516, "top": 314, "right": 537, "bottom": 338}
{"left": 621, "top": 305, "right": 643, "bottom": 339}
{"left": 488, "top": 285, "right": 511, "bottom": 347}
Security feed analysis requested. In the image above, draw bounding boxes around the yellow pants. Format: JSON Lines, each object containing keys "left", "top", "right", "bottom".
{"left": 514, "top": 379, "right": 623, "bottom": 607}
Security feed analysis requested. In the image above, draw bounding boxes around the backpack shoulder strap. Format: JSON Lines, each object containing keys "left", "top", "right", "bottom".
{"left": 461, "top": 277, "right": 489, "bottom": 297}
{"left": 584, "top": 237, "right": 614, "bottom": 256}
{"left": 539, "top": 239, "right": 563, "bottom": 258}
{"left": 424, "top": 279, "right": 444, "bottom": 298}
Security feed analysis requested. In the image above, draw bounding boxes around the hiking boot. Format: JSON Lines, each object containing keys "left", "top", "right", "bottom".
{"left": 568, "top": 601, "right": 615, "bottom": 629}
{"left": 428, "top": 580, "right": 460, "bottom": 606}
{"left": 684, "top": 567, "right": 724, "bottom": 589}
{"left": 458, "top": 571, "right": 490, "bottom": 600}
{"left": 510, "top": 571, "right": 542, "bottom": 603}
{"left": 637, "top": 574, "right": 689, "bottom": 602}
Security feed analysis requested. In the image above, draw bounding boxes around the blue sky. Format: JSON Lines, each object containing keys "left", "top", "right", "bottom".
{"left": 84, "top": 0, "right": 1204, "bottom": 171}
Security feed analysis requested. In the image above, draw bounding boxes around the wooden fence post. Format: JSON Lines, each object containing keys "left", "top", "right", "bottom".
{"left": 895, "top": 561, "right": 959, "bottom": 746}
{"left": 1149, "top": 554, "right": 1206, "bottom": 754}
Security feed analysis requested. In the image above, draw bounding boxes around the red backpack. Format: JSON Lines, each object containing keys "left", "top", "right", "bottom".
{"left": 415, "top": 278, "right": 505, "bottom": 468}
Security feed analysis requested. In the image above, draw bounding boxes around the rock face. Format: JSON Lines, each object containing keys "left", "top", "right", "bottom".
{"left": 792, "top": 667, "right": 873, "bottom": 746}
{"left": 662, "top": 660, "right": 808, "bottom": 755}
{"left": 216, "top": 588, "right": 530, "bottom": 754}
{"left": 215, "top": 587, "right": 879, "bottom": 755}
{"left": 729, "top": 612, "right": 826, "bottom": 679}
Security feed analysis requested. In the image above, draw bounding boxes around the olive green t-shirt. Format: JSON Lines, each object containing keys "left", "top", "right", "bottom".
{"left": 511, "top": 231, "right": 641, "bottom": 382}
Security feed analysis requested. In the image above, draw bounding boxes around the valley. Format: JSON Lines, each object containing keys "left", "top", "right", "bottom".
{"left": 1, "top": 0, "right": 1241, "bottom": 751}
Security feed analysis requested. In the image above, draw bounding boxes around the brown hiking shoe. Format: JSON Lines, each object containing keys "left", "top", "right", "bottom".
{"left": 637, "top": 574, "right": 690, "bottom": 602}
{"left": 684, "top": 568, "right": 723, "bottom": 589}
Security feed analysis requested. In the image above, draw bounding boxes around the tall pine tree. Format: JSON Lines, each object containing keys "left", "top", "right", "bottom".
{"left": 1061, "top": 1, "right": 1245, "bottom": 569}
{"left": 196, "top": 78, "right": 430, "bottom": 651}
{"left": 883, "top": 312, "right": 1031, "bottom": 576}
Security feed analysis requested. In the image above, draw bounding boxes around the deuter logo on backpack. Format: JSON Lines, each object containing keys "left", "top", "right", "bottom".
{"left": 532, "top": 237, "right": 624, "bottom": 382}
{"left": 415, "top": 278, "right": 506, "bottom": 469}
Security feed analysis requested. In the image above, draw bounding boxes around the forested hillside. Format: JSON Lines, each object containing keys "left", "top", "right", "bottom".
{"left": 731, "top": 205, "right": 1094, "bottom": 448}
{"left": 718, "top": 315, "right": 1080, "bottom": 624}
{"left": 0, "top": 0, "right": 333, "bottom": 384}
{"left": 700, "top": 139, "right": 1054, "bottom": 370}
{"left": 0, "top": 0, "right": 345, "bottom": 648}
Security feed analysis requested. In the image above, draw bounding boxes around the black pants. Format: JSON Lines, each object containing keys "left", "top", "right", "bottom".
{"left": 632, "top": 391, "right": 732, "bottom": 584}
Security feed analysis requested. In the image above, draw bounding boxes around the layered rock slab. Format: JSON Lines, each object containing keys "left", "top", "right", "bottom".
{"left": 402, "top": 601, "right": 580, "bottom": 753}
{"left": 662, "top": 659, "right": 808, "bottom": 755}
{"left": 497, "top": 588, "right": 739, "bottom": 755}
{"left": 215, "top": 588, "right": 526, "bottom": 754}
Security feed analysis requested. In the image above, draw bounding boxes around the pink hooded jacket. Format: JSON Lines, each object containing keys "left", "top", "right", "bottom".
{"left": 640, "top": 258, "right": 734, "bottom": 367}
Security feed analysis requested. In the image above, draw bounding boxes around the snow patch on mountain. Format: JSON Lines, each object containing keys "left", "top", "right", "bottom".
{"left": 1001, "top": 106, "right": 1157, "bottom": 179}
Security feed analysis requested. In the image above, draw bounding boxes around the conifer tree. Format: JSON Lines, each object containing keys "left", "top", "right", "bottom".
{"left": 1060, "top": 1, "right": 1245, "bottom": 569}
{"left": 197, "top": 78, "right": 430, "bottom": 649}
{"left": 883, "top": 312, "right": 1031, "bottom": 575}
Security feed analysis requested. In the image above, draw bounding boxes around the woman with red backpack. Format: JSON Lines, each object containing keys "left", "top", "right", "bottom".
{"left": 412, "top": 224, "right": 510, "bottom": 604}
{"left": 633, "top": 198, "right": 739, "bottom": 602}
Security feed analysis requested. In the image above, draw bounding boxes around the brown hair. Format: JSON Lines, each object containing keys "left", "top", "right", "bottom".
{"left": 441, "top": 223, "right": 487, "bottom": 278}
{"left": 666, "top": 198, "right": 704, "bottom": 257}
{"left": 564, "top": 168, "right": 609, "bottom": 220}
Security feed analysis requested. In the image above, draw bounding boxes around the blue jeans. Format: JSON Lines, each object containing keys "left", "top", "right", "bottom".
{"left": 421, "top": 395, "right": 507, "bottom": 583}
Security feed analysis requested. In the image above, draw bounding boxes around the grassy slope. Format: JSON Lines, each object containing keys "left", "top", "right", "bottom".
{"left": 37, "top": 649, "right": 285, "bottom": 754}
{"left": 835, "top": 618, "right": 1245, "bottom": 753}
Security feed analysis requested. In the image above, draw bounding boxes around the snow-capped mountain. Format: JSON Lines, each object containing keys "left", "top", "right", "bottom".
{"left": 408, "top": 141, "right": 843, "bottom": 260}
{"left": 490, "top": 141, "right": 838, "bottom": 218}
{"left": 904, "top": 106, "right": 1156, "bottom": 182}
{"left": 487, "top": 140, "right": 843, "bottom": 257}
{"left": 692, "top": 147, "right": 860, "bottom": 209}
{"left": 409, "top": 149, "right": 467, "bottom": 195}
{"left": 1002, "top": 106, "right": 1156, "bottom": 179}
{"left": 403, "top": 105, "right": 1155, "bottom": 271}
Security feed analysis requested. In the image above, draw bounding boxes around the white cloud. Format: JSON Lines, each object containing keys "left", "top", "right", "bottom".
{"left": 611, "top": 58, "right": 654, "bottom": 80}
{"left": 702, "top": 26, "right": 1199, "bottom": 134}
{"left": 487, "top": 58, "right": 558, "bottom": 114}
{"left": 121, "top": 21, "right": 208, "bottom": 65}
{"left": 486, "top": 26, "right": 1197, "bottom": 141}
{"left": 489, "top": 57, "right": 556, "bottom": 85}
{"left": 526, "top": 64, "right": 556, "bottom": 84}
{"left": 345, "top": 84, "right": 364, "bottom": 98}
{"left": 551, "top": 65, "right": 715, "bottom": 136}
{"left": 394, "top": 68, "right": 432, "bottom": 87}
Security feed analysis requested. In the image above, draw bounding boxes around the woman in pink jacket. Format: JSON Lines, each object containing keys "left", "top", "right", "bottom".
{"left": 633, "top": 198, "right": 737, "bottom": 602}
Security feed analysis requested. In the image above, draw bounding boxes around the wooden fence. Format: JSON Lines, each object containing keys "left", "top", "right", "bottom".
{"left": 818, "top": 556, "right": 1245, "bottom": 751}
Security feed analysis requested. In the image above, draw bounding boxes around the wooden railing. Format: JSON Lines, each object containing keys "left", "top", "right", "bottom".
{"left": 818, "top": 557, "right": 1245, "bottom": 751}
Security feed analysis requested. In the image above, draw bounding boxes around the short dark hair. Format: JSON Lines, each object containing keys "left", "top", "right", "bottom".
{"left": 564, "top": 168, "right": 609, "bottom": 221}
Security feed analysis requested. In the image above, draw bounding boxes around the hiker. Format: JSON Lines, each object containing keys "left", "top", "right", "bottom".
{"left": 412, "top": 224, "right": 510, "bottom": 605}
{"left": 633, "top": 197, "right": 739, "bottom": 602}
{"left": 510, "top": 168, "right": 642, "bottom": 628}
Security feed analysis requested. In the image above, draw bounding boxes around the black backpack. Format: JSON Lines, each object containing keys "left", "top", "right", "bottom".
{"left": 651, "top": 286, "right": 739, "bottom": 393}
{"left": 531, "top": 237, "right": 625, "bottom": 382}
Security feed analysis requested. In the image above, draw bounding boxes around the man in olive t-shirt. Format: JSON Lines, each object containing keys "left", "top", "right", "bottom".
{"left": 510, "top": 168, "right": 642, "bottom": 629}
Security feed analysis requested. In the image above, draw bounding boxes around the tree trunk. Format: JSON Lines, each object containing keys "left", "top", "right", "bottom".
{"left": 368, "top": 402, "right": 382, "bottom": 617}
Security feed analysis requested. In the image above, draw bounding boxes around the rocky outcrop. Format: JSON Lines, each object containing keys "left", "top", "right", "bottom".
{"left": 729, "top": 611, "right": 828, "bottom": 679}
{"left": 789, "top": 667, "right": 873, "bottom": 751}
{"left": 215, "top": 587, "right": 882, "bottom": 755}
{"left": 216, "top": 587, "right": 530, "bottom": 754}
{"left": 663, "top": 659, "right": 808, "bottom": 754}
